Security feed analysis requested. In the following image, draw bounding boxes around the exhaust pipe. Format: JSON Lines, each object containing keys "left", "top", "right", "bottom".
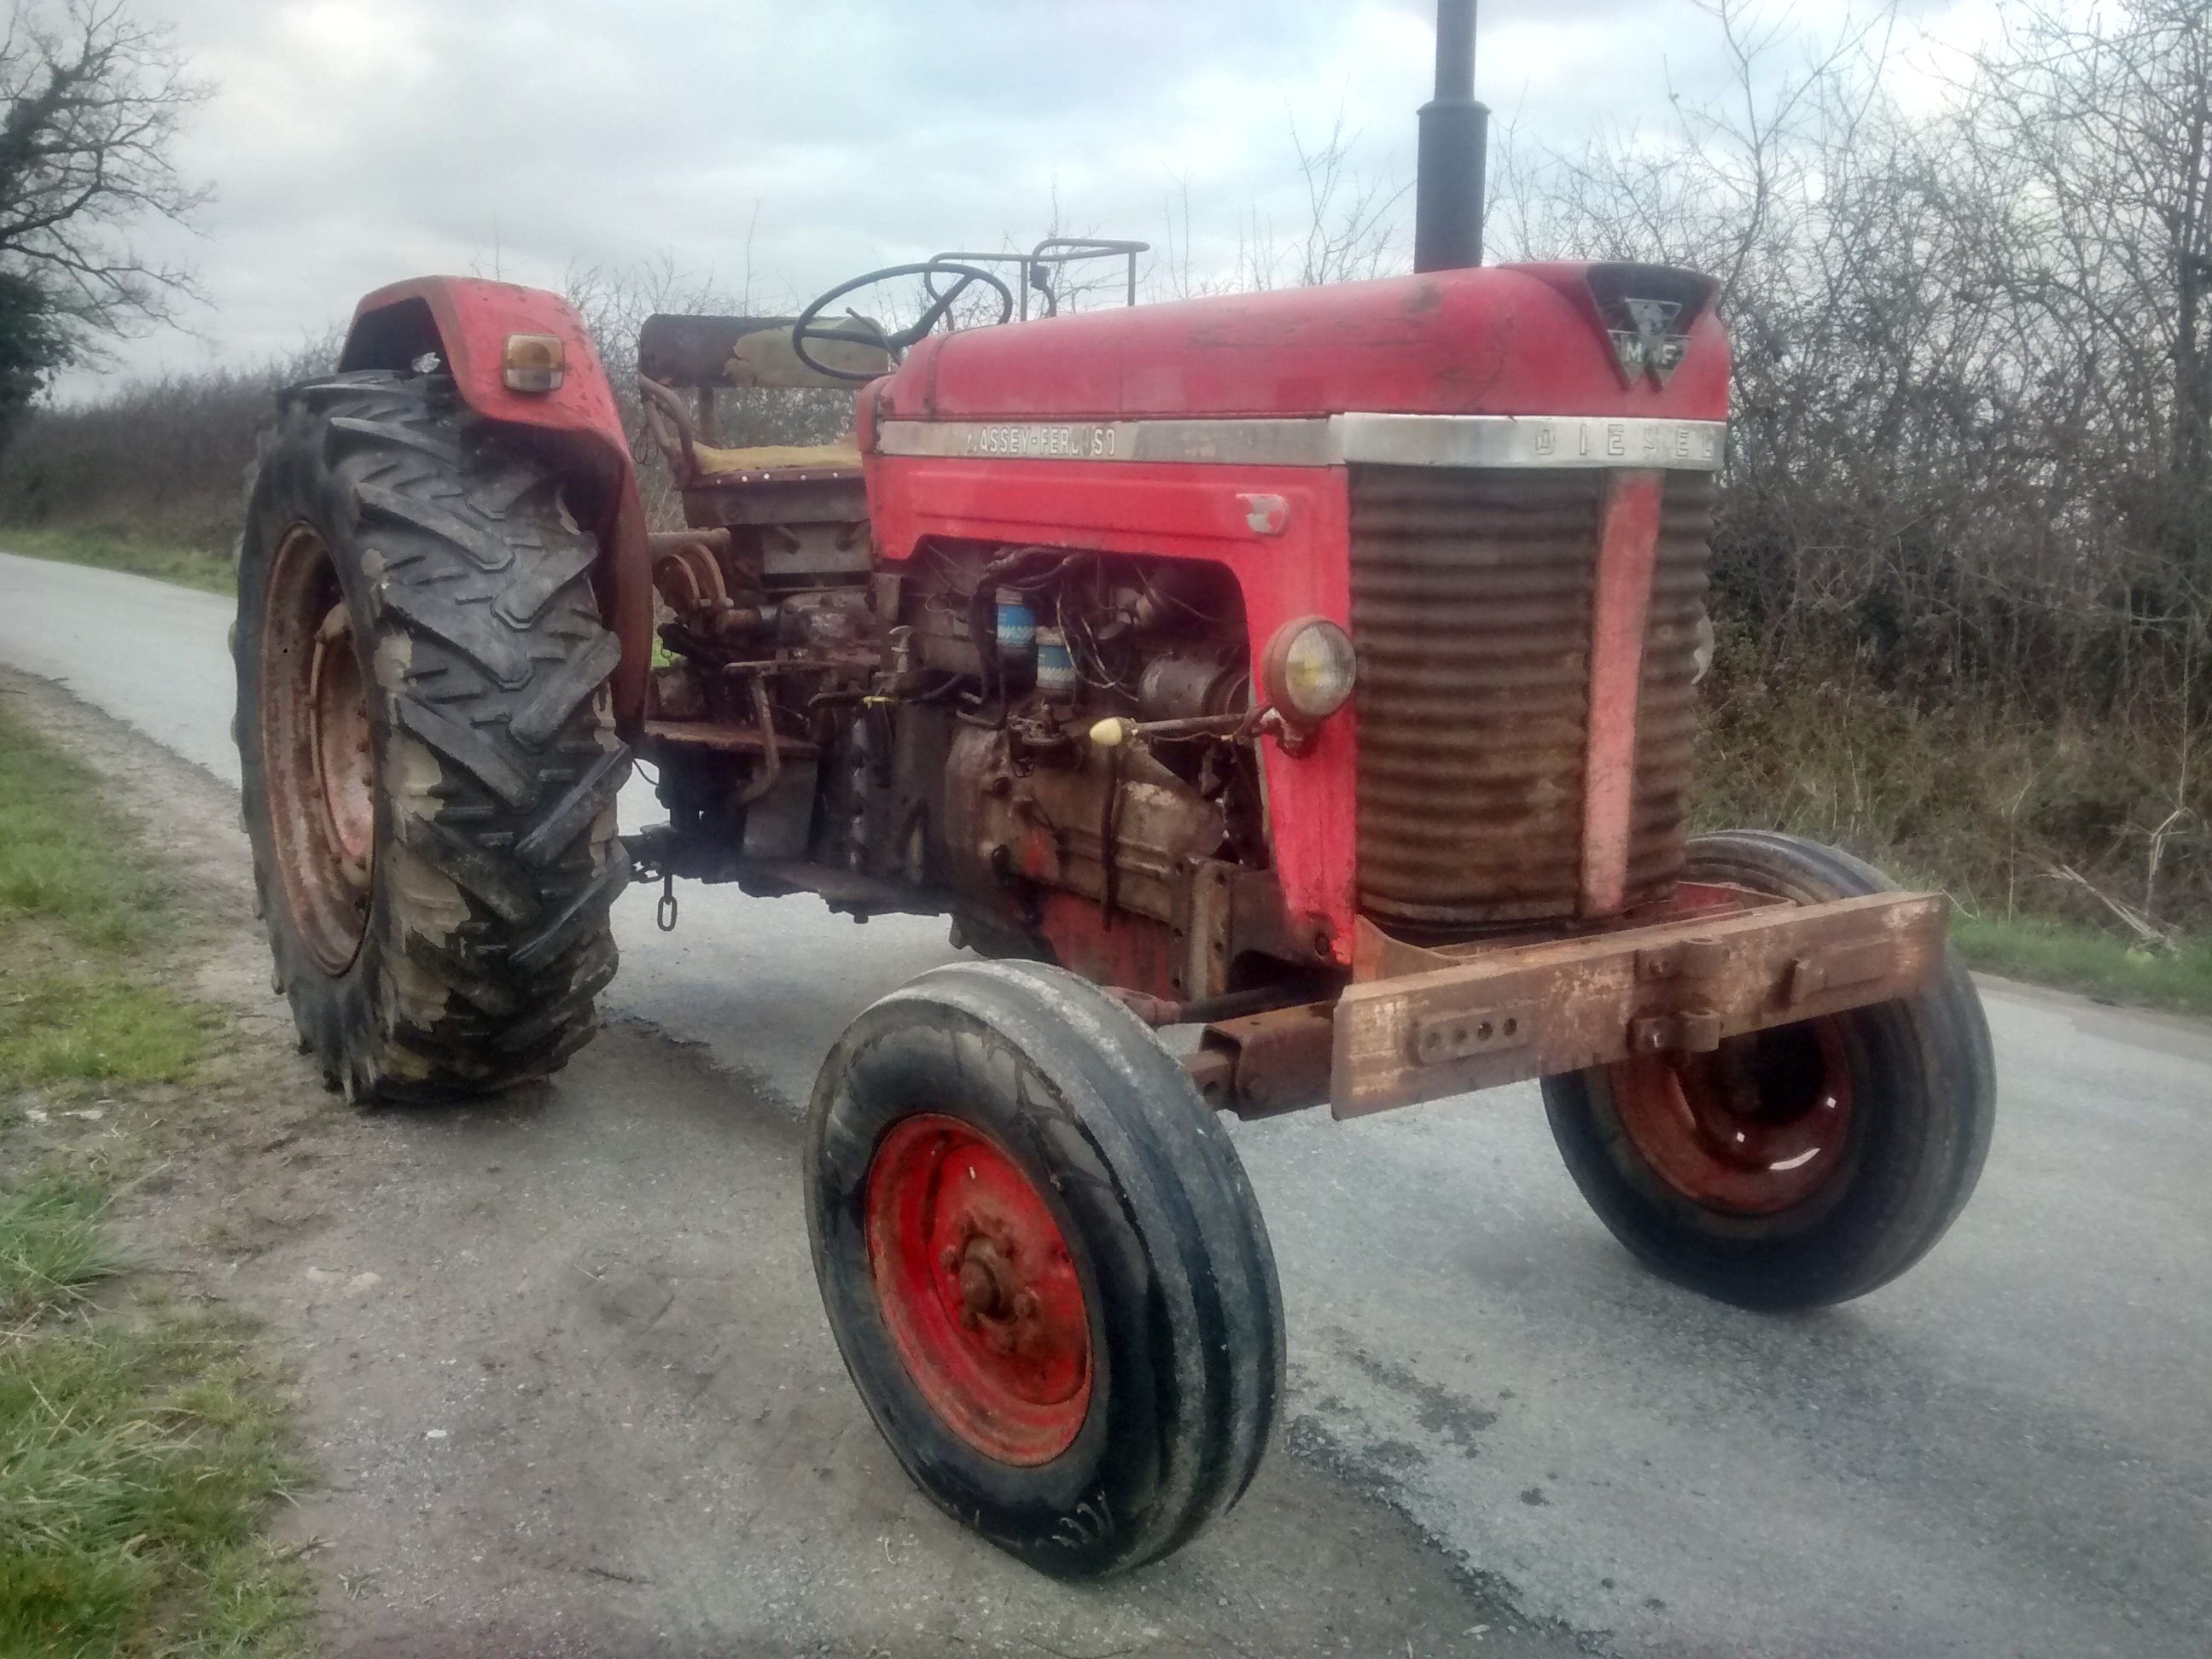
{"left": 1412, "top": 0, "right": 1489, "bottom": 272}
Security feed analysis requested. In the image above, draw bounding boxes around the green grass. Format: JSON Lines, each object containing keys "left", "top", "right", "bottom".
{"left": 0, "top": 1185, "right": 313, "bottom": 1656}
{"left": 0, "top": 702, "right": 222, "bottom": 1099}
{"left": 0, "top": 527, "right": 235, "bottom": 595}
{"left": 0, "top": 973, "right": 223, "bottom": 1097}
{"left": 0, "top": 706, "right": 176, "bottom": 953}
{"left": 0, "top": 1179, "right": 117, "bottom": 1325}
{"left": 0, "top": 692, "right": 310, "bottom": 1652}
{"left": 1953, "top": 912, "right": 2212, "bottom": 1017}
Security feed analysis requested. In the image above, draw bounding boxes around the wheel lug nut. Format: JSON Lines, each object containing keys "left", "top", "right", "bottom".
{"left": 939, "top": 1247, "right": 958, "bottom": 1272}
{"left": 1012, "top": 1290, "right": 1038, "bottom": 1319}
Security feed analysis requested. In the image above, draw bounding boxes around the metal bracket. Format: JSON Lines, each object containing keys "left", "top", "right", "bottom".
{"left": 1410, "top": 1001, "right": 1536, "bottom": 1067}
{"left": 1636, "top": 936, "right": 1730, "bottom": 982}
{"left": 1628, "top": 1008, "right": 1723, "bottom": 1056}
{"left": 1787, "top": 940, "right": 1899, "bottom": 1005}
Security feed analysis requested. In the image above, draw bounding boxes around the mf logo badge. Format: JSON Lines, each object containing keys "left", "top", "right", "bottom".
{"left": 1610, "top": 297, "right": 1691, "bottom": 387}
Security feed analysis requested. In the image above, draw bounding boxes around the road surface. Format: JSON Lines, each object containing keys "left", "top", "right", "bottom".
{"left": 4, "top": 548, "right": 2208, "bottom": 1657}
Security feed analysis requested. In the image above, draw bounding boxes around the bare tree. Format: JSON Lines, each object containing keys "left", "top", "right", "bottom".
{"left": 1287, "top": 104, "right": 1406, "bottom": 287}
{"left": 0, "top": 0, "right": 207, "bottom": 402}
{"left": 1492, "top": 0, "right": 2212, "bottom": 925}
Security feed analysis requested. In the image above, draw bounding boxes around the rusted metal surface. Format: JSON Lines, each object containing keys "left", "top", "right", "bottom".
{"left": 939, "top": 725, "right": 1226, "bottom": 938}
{"left": 1186, "top": 1001, "right": 1336, "bottom": 1119}
{"left": 1350, "top": 882, "right": 1790, "bottom": 983}
{"left": 864, "top": 1114, "right": 1092, "bottom": 1465}
{"left": 260, "top": 525, "right": 372, "bottom": 975}
{"left": 1610, "top": 1016, "right": 1855, "bottom": 1215}
{"left": 1330, "top": 889, "right": 1948, "bottom": 1118}
{"left": 1579, "top": 470, "right": 1664, "bottom": 917}
{"left": 311, "top": 606, "right": 374, "bottom": 889}
{"left": 637, "top": 374, "right": 701, "bottom": 484}
{"left": 1035, "top": 894, "right": 1182, "bottom": 1000}
{"left": 742, "top": 859, "right": 917, "bottom": 911}
{"left": 638, "top": 719, "right": 820, "bottom": 757}
{"left": 1348, "top": 464, "right": 1715, "bottom": 930}
{"left": 637, "top": 312, "right": 889, "bottom": 389}
{"left": 648, "top": 530, "right": 731, "bottom": 611}
{"left": 1350, "top": 465, "right": 1598, "bottom": 926}
{"left": 1629, "top": 473, "right": 1716, "bottom": 901}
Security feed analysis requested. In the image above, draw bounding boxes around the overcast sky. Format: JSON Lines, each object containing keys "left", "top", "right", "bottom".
{"left": 73, "top": 0, "right": 2015, "bottom": 397}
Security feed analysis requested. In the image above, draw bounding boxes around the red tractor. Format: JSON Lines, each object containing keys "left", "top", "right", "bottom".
{"left": 232, "top": 1, "right": 1992, "bottom": 1580}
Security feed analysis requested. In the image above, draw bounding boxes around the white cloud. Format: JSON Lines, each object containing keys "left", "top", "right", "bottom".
{"left": 63, "top": 0, "right": 2011, "bottom": 395}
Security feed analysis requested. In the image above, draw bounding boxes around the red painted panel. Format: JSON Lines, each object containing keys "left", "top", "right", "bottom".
{"left": 1036, "top": 894, "right": 1180, "bottom": 995}
{"left": 348, "top": 277, "right": 628, "bottom": 445}
{"left": 874, "top": 457, "right": 1361, "bottom": 963}
{"left": 1580, "top": 471, "right": 1666, "bottom": 918}
{"left": 869, "top": 265, "right": 1730, "bottom": 425}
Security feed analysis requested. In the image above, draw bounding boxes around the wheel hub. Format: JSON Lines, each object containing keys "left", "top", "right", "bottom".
{"left": 259, "top": 526, "right": 375, "bottom": 974}
{"left": 864, "top": 1114, "right": 1091, "bottom": 1465}
{"left": 311, "top": 605, "right": 375, "bottom": 888}
{"left": 1611, "top": 1018, "right": 1854, "bottom": 1215}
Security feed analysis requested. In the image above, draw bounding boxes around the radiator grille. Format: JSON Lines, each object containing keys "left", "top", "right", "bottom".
{"left": 1348, "top": 466, "right": 1714, "bottom": 929}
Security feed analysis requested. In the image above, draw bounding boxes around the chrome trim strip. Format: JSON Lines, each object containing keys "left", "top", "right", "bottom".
{"left": 873, "top": 413, "right": 1727, "bottom": 471}
{"left": 1336, "top": 413, "right": 1726, "bottom": 470}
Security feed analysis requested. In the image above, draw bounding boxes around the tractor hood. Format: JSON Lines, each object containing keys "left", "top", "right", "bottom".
{"left": 864, "top": 262, "right": 1731, "bottom": 429}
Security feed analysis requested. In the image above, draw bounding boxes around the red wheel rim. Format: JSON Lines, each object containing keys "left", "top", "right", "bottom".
{"left": 311, "top": 606, "right": 375, "bottom": 876}
{"left": 260, "top": 526, "right": 374, "bottom": 974}
{"left": 864, "top": 1115, "right": 1091, "bottom": 1465}
{"left": 1610, "top": 1018, "right": 1854, "bottom": 1216}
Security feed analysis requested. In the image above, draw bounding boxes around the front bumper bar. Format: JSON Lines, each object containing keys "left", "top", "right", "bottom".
{"left": 1325, "top": 889, "right": 1947, "bottom": 1117}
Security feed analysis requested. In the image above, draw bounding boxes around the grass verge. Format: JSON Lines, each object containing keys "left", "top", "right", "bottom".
{"left": 2, "top": 702, "right": 311, "bottom": 1652}
{"left": 0, "top": 1182, "right": 313, "bottom": 1656}
{"left": 1953, "top": 911, "right": 2212, "bottom": 1016}
{"left": 1, "top": 696, "right": 225, "bottom": 1100}
{"left": 0, "top": 527, "right": 235, "bottom": 594}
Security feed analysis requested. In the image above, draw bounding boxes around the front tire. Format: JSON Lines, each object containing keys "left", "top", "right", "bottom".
{"left": 1542, "top": 831, "right": 1996, "bottom": 1309}
{"left": 235, "top": 371, "right": 632, "bottom": 1104}
{"left": 806, "top": 962, "right": 1283, "bottom": 1579}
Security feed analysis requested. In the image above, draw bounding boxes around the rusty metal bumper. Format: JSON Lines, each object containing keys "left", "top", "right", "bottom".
{"left": 1323, "top": 890, "right": 1949, "bottom": 1118}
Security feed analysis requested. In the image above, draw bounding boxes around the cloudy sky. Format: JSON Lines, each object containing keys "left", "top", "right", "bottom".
{"left": 74, "top": 0, "right": 2013, "bottom": 396}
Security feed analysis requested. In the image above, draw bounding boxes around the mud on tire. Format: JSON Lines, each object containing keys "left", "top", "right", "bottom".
{"left": 234, "top": 370, "right": 631, "bottom": 1104}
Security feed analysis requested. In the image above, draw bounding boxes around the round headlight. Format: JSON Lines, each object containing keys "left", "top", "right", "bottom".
{"left": 1260, "top": 616, "right": 1357, "bottom": 724}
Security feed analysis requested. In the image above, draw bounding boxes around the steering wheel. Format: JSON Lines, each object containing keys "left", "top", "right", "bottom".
{"left": 791, "top": 261, "right": 1016, "bottom": 382}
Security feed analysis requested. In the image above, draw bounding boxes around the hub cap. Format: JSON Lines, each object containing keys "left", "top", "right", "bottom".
{"left": 864, "top": 1115, "right": 1091, "bottom": 1465}
{"left": 1610, "top": 1019, "right": 1854, "bottom": 1216}
{"left": 261, "top": 527, "right": 375, "bottom": 974}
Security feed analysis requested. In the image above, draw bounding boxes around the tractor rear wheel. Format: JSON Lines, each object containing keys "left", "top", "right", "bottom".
{"left": 806, "top": 962, "right": 1283, "bottom": 1579}
{"left": 1541, "top": 831, "right": 1996, "bottom": 1309}
{"left": 235, "top": 370, "right": 632, "bottom": 1104}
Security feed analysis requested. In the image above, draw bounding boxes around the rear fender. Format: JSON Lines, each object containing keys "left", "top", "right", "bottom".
{"left": 340, "top": 277, "right": 650, "bottom": 734}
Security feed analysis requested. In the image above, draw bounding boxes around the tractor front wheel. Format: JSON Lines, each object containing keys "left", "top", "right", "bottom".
{"left": 235, "top": 370, "right": 632, "bottom": 1104}
{"left": 1542, "top": 831, "right": 1996, "bottom": 1309}
{"left": 806, "top": 962, "right": 1283, "bottom": 1579}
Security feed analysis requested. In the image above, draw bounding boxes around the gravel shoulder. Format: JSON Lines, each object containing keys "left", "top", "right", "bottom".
{"left": 0, "top": 663, "right": 1580, "bottom": 1658}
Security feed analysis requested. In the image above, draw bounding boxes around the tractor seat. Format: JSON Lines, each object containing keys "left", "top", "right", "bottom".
{"left": 690, "top": 439, "right": 864, "bottom": 477}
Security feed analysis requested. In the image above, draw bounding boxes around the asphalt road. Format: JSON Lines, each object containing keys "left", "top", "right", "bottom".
{"left": 5, "top": 547, "right": 2209, "bottom": 1657}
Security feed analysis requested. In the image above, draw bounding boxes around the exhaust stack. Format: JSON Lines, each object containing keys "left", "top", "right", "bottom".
{"left": 1412, "top": 0, "right": 1490, "bottom": 272}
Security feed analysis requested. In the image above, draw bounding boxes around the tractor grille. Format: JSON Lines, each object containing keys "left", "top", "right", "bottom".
{"left": 1348, "top": 466, "right": 1714, "bottom": 930}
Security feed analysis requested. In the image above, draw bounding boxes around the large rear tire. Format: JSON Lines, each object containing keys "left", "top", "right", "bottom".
{"left": 806, "top": 961, "right": 1283, "bottom": 1579}
{"left": 234, "top": 371, "right": 632, "bottom": 1104}
{"left": 1541, "top": 831, "right": 1996, "bottom": 1309}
